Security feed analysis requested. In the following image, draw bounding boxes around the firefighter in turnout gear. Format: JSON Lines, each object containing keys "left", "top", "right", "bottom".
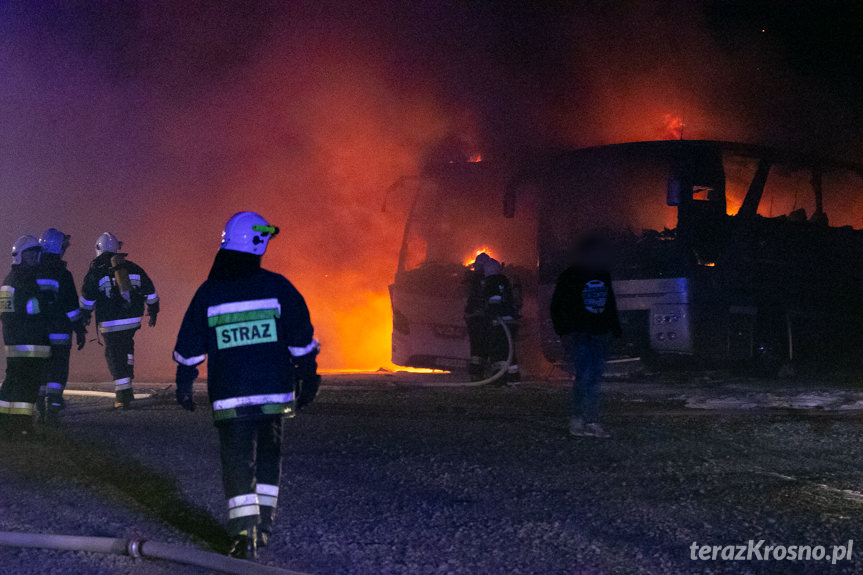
{"left": 36, "top": 228, "right": 87, "bottom": 424}
{"left": 463, "top": 253, "right": 521, "bottom": 384}
{"left": 480, "top": 257, "right": 521, "bottom": 384}
{"left": 173, "top": 212, "right": 320, "bottom": 560}
{"left": 79, "top": 232, "right": 159, "bottom": 409}
{"left": 464, "top": 253, "right": 491, "bottom": 381}
{"left": 0, "top": 236, "right": 51, "bottom": 437}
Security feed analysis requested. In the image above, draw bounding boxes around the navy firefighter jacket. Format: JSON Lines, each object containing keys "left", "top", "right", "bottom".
{"left": 173, "top": 267, "right": 317, "bottom": 423}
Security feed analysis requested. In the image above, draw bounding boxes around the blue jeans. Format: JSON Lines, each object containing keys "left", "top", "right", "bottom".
{"left": 564, "top": 334, "right": 608, "bottom": 423}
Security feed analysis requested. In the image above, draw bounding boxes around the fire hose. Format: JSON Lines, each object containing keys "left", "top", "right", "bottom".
{"left": 0, "top": 531, "right": 310, "bottom": 575}
{"left": 397, "top": 316, "right": 514, "bottom": 388}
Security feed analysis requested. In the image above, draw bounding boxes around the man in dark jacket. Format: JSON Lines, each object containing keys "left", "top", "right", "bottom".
{"left": 0, "top": 236, "right": 51, "bottom": 438}
{"left": 36, "top": 228, "right": 87, "bottom": 423}
{"left": 79, "top": 232, "right": 158, "bottom": 409}
{"left": 550, "top": 235, "right": 621, "bottom": 438}
{"left": 173, "top": 211, "right": 320, "bottom": 560}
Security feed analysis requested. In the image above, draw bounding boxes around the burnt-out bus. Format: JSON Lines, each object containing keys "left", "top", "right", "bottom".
{"left": 390, "top": 140, "right": 863, "bottom": 374}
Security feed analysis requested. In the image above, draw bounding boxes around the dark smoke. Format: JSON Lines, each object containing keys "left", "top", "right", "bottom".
{"left": 1, "top": 1, "right": 859, "bottom": 377}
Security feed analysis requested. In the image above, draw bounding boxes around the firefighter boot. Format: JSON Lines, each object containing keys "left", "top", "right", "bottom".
{"left": 46, "top": 395, "right": 64, "bottom": 426}
{"left": 229, "top": 527, "right": 258, "bottom": 560}
{"left": 36, "top": 391, "right": 47, "bottom": 424}
{"left": 114, "top": 388, "right": 134, "bottom": 410}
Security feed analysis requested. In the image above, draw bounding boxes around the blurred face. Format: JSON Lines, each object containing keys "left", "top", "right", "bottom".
{"left": 21, "top": 247, "right": 40, "bottom": 267}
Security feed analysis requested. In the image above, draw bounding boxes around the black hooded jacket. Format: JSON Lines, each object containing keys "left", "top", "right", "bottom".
{"left": 550, "top": 265, "right": 622, "bottom": 337}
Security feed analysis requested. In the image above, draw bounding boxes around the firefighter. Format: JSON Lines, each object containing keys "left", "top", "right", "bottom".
{"left": 173, "top": 212, "right": 320, "bottom": 560}
{"left": 0, "top": 236, "right": 51, "bottom": 438}
{"left": 36, "top": 228, "right": 87, "bottom": 423}
{"left": 481, "top": 257, "right": 521, "bottom": 385}
{"left": 464, "top": 252, "right": 491, "bottom": 381}
{"left": 79, "top": 232, "right": 159, "bottom": 409}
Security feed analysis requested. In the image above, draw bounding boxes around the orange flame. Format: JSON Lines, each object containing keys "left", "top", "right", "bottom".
{"left": 463, "top": 247, "right": 493, "bottom": 267}
{"left": 663, "top": 114, "right": 685, "bottom": 140}
{"left": 468, "top": 153, "right": 483, "bottom": 163}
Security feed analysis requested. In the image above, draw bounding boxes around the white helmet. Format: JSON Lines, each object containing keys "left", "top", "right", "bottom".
{"left": 220, "top": 212, "right": 279, "bottom": 255}
{"left": 12, "top": 235, "right": 41, "bottom": 265}
{"left": 40, "top": 227, "right": 69, "bottom": 255}
{"left": 95, "top": 232, "right": 121, "bottom": 256}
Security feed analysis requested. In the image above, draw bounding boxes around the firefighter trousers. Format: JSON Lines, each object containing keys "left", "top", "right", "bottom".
{"left": 0, "top": 357, "right": 46, "bottom": 433}
{"left": 489, "top": 320, "right": 520, "bottom": 382}
{"left": 40, "top": 343, "right": 71, "bottom": 411}
{"left": 218, "top": 416, "right": 283, "bottom": 536}
{"left": 103, "top": 330, "right": 135, "bottom": 394}
{"left": 466, "top": 315, "right": 489, "bottom": 379}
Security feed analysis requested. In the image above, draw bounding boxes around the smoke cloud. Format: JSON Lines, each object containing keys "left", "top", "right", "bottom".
{"left": 1, "top": 1, "right": 859, "bottom": 378}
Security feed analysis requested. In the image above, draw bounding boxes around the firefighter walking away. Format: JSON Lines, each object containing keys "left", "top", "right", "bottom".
{"left": 79, "top": 232, "right": 159, "bottom": 409}
{"left": 173, "top": 212, "right": 320, "bottom": 560}
{"left": 0, "top": 236, "right": 51, "bottom": 438}
{"left": 36, "top": 228, "right": 87, "bottom": 424}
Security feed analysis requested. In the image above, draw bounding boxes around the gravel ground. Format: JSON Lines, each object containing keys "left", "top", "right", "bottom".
{"left": 1, "top": 374, "right": 863, "bottom": 574}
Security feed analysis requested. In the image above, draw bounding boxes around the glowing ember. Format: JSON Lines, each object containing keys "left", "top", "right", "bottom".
{"left": 468, "top": 153, "right": 483, "bottom": 163}
{"left": 463, "top": 247, "right": 494, "bottom": 266}
{"left": 663, "top": 114, "right": 686, "bottom": 140}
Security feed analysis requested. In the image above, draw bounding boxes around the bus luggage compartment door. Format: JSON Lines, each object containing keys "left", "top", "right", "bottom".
{"left": 650, "top": 304, "right": 693, "bottom": 353}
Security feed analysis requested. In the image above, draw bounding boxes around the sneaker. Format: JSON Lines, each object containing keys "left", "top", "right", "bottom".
{"left": 229, "top": 527, "right": 258, "bottom": 560}
{"left": 569, "top": 417, "right": 585, "bottom": 437}
{"left": 584, "top": 423, "right": 610, "bottom": 438}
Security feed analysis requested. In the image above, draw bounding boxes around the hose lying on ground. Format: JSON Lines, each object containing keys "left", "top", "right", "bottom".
{"left": 395, "top": 316, "right": 514, "bottom": 388}
{"left": 0, "top": 531, "right": 310, "bottom": 575}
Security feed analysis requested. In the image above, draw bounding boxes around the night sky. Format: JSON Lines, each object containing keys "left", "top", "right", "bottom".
{"left": 1, "top": 1, "right": 860, "bottom": 377}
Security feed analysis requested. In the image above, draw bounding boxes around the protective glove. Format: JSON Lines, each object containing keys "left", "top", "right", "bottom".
{"left": 74, "top": 323, "right": 87, "bottom": 350}
{"left": 175, "top": 363, "right": 198, "bottom": 412}
{"left": 147, "top": 302, "right": 159, "bottom": 327}
{"left": 296, "top": 375, "right": 321, "bottom": 410}
{"left": 176, "top": 390, "right": 196, "bottom": 412}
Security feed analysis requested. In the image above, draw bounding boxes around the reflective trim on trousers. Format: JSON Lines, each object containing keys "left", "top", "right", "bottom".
{"left": 115, "top": 377, "right": 133, "bottom": 390}
{"left": 256, "top": 484, "right": 279, "bottom": 507}
{"left": 47, "top": 382, "right": 63, "bottom": 392}
{"left": 213, "top": 393, "right": 294, "bottom": 411}
{"left": 99, "top": 317, "right": 142, "bottom": 333}
{"left": 288, "top": 339, "right": 320, "bottom": 358}
{"left": 228, "top": 493, "right": 260, "bottom": 519}
{"left": 79, "top": 297, "right": 95, "bottom": 310}
{"left": 173, "top": 350, "right": 206, "bottom": 366}
{"left": 0, "top": 400, "right": 35, "bottom": 415}
{"left": 4, "top": 344, "right": 51, "bottom": 358}
{"left": 49, "top": 333, "right": 71, "bottom": 346}
{"left": 146, "top": 293, "right": 159, "bottom": 304}
{"left": 37, "top": 278, "right": 60, "bottom": 291}
{"left": 67, "top": 309, "right": 82, "bottom": 321}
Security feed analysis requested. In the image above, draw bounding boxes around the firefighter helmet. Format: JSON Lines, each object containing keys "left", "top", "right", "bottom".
{"left": 220, "top": 212, "right": 279, "bottom": 255}
{"left": 12, "top": 235, "right": 41, "bottom": 265}
{"left": 482, "top": 256, "right": 502, "bottom": 277}
{"left": 39, "top": 228, "right": 70, "bottom": 255}
{"left": 95, "top": 232, "right": 121, "bottom": 256}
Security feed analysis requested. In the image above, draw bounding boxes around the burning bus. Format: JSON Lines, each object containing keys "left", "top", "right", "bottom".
{"left": 390, "top": 140, "right": 863, "bottom": 374}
